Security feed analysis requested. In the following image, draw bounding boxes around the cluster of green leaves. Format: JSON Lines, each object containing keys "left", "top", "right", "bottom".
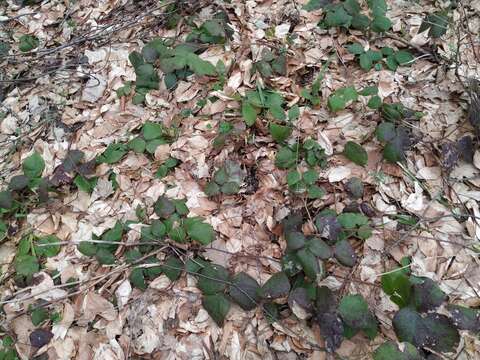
{"left": 97, "top": 122, "right": 179, "bottom": 171}
{"left": 276, "top": 139, "right": 327, "bottom": 198}
{"left": 14, "top": 233, "right": 61, "bottom": 284}
{"left": 186, "top": 12, "right": 233, "bottom": 44}
{"left": 241, "top": 88, "right": 299, "bottom": 127}
{"left": 18, "top": 34, "right": 39, "bottom": 52}
{"left": 52, "top": 150, "right": 97, "bottom": 193}
{"left": 306, "top": 0, "right": 392, "bottom": 33}
{"left": 205, "top": 160, "right": 246, "bottom": 196}
{"left": 328, "top": 85, "right": 382, "bottom": 112}
{"left": 346, "top": 43, "right": 414, "bottom": 72}
{"left": 0, "top": 336, "right": 19, "bottom": 360}
{"left": 128, "top": 38, "right": 217, "bottom": 103}
{"left": 377, "top": 263, "right": 480, "bottom": 357}
{"left": 253, "top": 48, "right": 287, "bottom": 78}
{"left": 418, "top": 11, "right": 449, "bottom": 38}
{"left": 375, "top": 103, "right": 422, "bottom": 163}
{"left": 78, "top": 221, "right": 124, "bottom": 265}
{"left": 0, "top": 152, "right": 48, "bottom": 222}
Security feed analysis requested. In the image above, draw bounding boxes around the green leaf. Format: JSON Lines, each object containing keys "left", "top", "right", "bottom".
{"left": 9, "top": 175, "right": 29, "bottom": 191}
{"left": 288, "top": 105, "right": 300, "bottom": 121}
{"left": 242, "top": 101, "right": 257, "bottom": 126}
{"left": 343, "top": 141, "right": 368, "bottom": 166}
{"left": 220, "top": 181, "right": 240, "bottom": 195}
{"left": 367, "top": 0, "right": 388, "bottom": 17}
{"left": 185, "top": 219, "right": 215, "bottom": 245}
{"left": 381, "top": 269, "right": 412, "bottom": 307}
{"left": 258, "top": 272, "right": 291, "bottom": 299}
{"left": 303, "top": 0, "right": 331, "bottom": 11}
{"left": 423, "top": 313, "right": 460, "bottom": 352}
{"left": 186, "top": 53, "right": 216, "bottom": 76}
{"left": 78, "top": 241, "right": 97, "bottom": 256}
{"left": 345, "top": 177, "right": 364, "bottom": 199}
{"left": 23, "top": 152, "right": 45, "bottom": 179}
{"left": 356, "top": 225, "right": 372, "bottom": 240}
{"left": 306, "top": 237, "right": 332, "bottom": 259}
{"left": 96, "top": 248, "right": 116, "bottom": 265}
{"left": 0, "top": 190, "right": 13, "bottom": 209}
{"left": 15, "top": 255, "right": 39, "bottom": 276}
{"left": 347, "top": 43, "right": 364, "bottom": 55}
{"left": 373, "top": 341, "right": 423, "bottom": 360}
{"left": 297, "top": 248, "right": 322, "bottom": 280}
{"left": 286, "top": 170, "right": 302, "bottom": 187}
{"left": 394, "top": 50, "right": 414, "bottom": 66}
{"left": 275, "top": 146, "right": 297, "bottom": 169}
{"left": 31, "top": 308, "right": 49, "bottom": 326}
{"left": 383, "top": 138, "right": 404, "bottom": 163}
{"left": 35, "top": 235, "right": 60, "bottom": 258}
{"left": 100, "top": 221, "right": 123, "bottom": 251}
{"left": 328, "top": 94, "right": 346, "bottom": 112}
{"left": 324, "top": 5, "right": 352, "bottom": 28}
{"left": 74, "top": 175, "right": 97, "bottom": 193}
{"left": 366, "top": 95, "right": 381, "bottom": 109}
{"left": 97, "top": 143, "right": 128, "bottom": 164}
{"left": 154, "top": 196, "right": 175, "bottom": 218}
{"left": 337, "top": 212, "right": 368, "bottom": 228}
{"left": 303, "top": 169, "right": 318, "bottom": 185}
{"left": 229, "top": 272, "right": 261, "bottom": 310}
{"left": 19, "top": 35, "right": 39, "bottom": 52}
{"left": 269, "top": 123, "right": 292, "bottom": 142}
{"left": 285, "top": 231, "right": 306, "bottom": 251}
{"left": 168, "top": 226, "right": 187, "bottom": 243}
{"left": 412, "top": 276, "right": 446, "bottom": 312}
{"left": 447, "top": 305, "right": 480, "bottom": 332}
{"left": 202, "top": 294, "right": 230, "bottom": 326}
{"left": 128, "top": 137, "right": 147, "bottom": 153}
{"left": 130, "top": 268, "right": 147, "bottom": 290}
{"left": 371, "top": 16, "right": 392, "bottom": 32}
{"left": 204, "top": 181, "right": 220, "bottom": 196}
{"left": 359, "top": 53, "right": 373, "bottom": 71}
{"left": 269, "top": 105, "right": 286, "bottom": 121}
{"left": 420, "top": 11, "right": 449, "bottom": 38}
{"left": 161, "top": 256, "right": 183, "bottom": 281}
{"left": 197, "top": 264, "right": 229, "bottom": 295}
{"left": 142, "top": 122, "right": 164, "bottom": 140}
{"left": 339, "top": 294, "right": 377, "bottom": 337}
{"left": 351, "top": 14, "right": 370, "bottom": 30}
{"left": 128, "top": 51, "right": 144, "bottom": 69}
{"left": 334, "top": 240, "right": 357, "bottom": 267}
{"left": 376, "top": 122, "right": 396, "bottom": 142}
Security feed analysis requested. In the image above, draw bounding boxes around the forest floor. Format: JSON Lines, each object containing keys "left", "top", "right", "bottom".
{"left": 0, "top": 0, "right": 480, "bottom": 359}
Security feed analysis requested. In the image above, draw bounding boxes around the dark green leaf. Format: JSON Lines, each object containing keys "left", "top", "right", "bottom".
{"left": 339, "top": 294, "right": 377, "bottom": 337}
{"left": 412, "top": 276, "right": 446, "bottom": 312}
{"left": 185, "top": 219, "right": 215, "bottom": 245}
{"left": 130, "top": 268, "right": 147, "bottom": 290}
{"left": 288, "top": 105, "right": 300, "bottom": 121}
{"left": 324, "top": 5, "right": 352, "bottom": 28}
{"left": 204, "top": 181, "right": 220, "bottom": 196}
{"left": 334, "top": 240, "right": 356, "bottom": 267}
{"left": 78, "top": 241, "right": 97, "bottom": 256}
{"left": 347, "top": 43, "right": 364, "bottom": 55}
{"left": 371, "top": 15, "right": 392, "bottom": 32}
{"left": 359, "top": 53, "right": 373, "bottom": 71}
{"left": 15, "top": 255, "right": 39, "bottom": 276}
{"left": 373, "top": 341, "right": 423, "bottom": 360}
{"left": 285, "top": 231, "right": 306, "bottom": 251}
{"left": 151, "top": 220, "right": 166, "bottom": 238}
{"left": 337, "top": 212, "right": 368, "bottom": 228}
{"left": 269, "top": 123, "right": 292, "bottom": 142}
{"left": 423, "top": 313, "right": 460, "bottom": 352}
{"left": 344, "top": 141, "right": 368, "bottom": 166}
{"left": 9, "top": 175, "right": 29, "bottom": 191}
{"left": 19, "top": 35, "right": 39, "bottom": 52}
{"left": 0, "top": 190, "right": 13, "bottom": 209}
{"left": 385, "top": 55, "right": 398, "bottom": 71}
{"left": 286, "top": 170, "right": 302, "bottom": 187}
{"left": 297, "top": 248, "right": 322, "bottom": 280}
{"left": 275, "top": 146, "right": 297, "bottom": 169}
{"left": 96, "top": 249, "right": 116, "bottom": 265}
{"left": 35, "top": 235, "right": 60, "bottom": 258}
{"left": 367, "top": 95, "right": 382, "bottom": 109}
{"left": 125, "top": 249, "right": 142, "bottom": 263}
{"left": 142, "top": 122, "right": 164, "bottom": 140}
{"left": 367, "top": 0, "right": 387, "bottom": 17}
{"left": 202, "top": 293, "right": 230, "bottom": 326}
{"left": 269, "top": 105, "right": 286, "bottom": 121}
{"left": 74, "top": 175, "right": 97, "bottom": 193}
{"left": 168, "top": 226, "right": 187, "bottom": 243}
{"left": 229, "top": 272, "right": 261, "bottom": 310}
{"left": 447, "top": 305, "right": 480, "bottom": 332}
{"left": 351, "top": 14, "right": 370, "bottom": 30}
{"left": 161, "top": 256, "right": 183, "bottom": 281}
{"left": 307, "top": 237, "right": 333, "bottom": 259}
{"left": 303, "top": 0, "right": 332, "bottom": 11}
{"left": 186, "top": 53, "right": 216, "bottom": 76}
{"left": 381, "top": 269, "right": 412, "bottom": 307}
{"left": 376, "top": 122, "right": 396, "bottom": 142}
{"left": 31, "top": 308, "right": 49, "bottom": 326}
{"left": 395, "top": 50, "right": 414, "bottom": 66}
{"left": 220, "top": 181, "right": 239, "bottom": 195}
{"left": 97, "top": 144, "right": 128, "bottom": 164}
{"left": 258, "top": 272, "right": 290, "bottom": 299}
{"left": 307, "top": 185, "right": 325, "bottom": 199}
{"left": 197, "top": 264, "right": 229, "bottom": 295}
{"left": 281, "top": 253, "right": 303, "bottom": 277}
{"left": 154, "top": 196, "right": 175, "bottom": 218}
{"left": 328, "top": 94, "right": 346, "bottom": 112}
{"left": 23, "top": 152, "right": 45, "bottom": 179}
{"left": 345, "top": 177, "right": 364, "bottom": 199}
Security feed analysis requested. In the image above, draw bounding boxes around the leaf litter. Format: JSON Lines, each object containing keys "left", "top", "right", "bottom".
{"left": 0, "top": 0, "right": 479, "bottom": 359}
